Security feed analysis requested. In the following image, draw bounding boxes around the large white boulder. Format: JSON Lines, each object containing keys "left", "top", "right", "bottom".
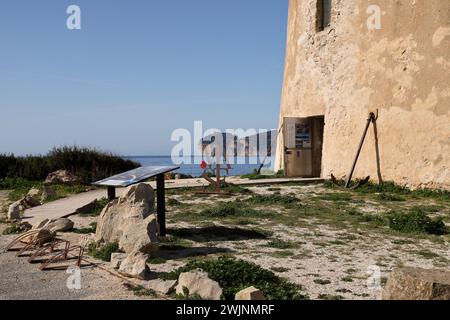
{"left": 95, "top": 183, "right": 158, "bottom": 253}
{"left": 175, "top": 269, "right": 223, "bottom": 300}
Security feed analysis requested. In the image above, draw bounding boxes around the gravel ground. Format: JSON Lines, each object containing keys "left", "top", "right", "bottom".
{"left": 1, "top": 183, "right": 449, "bottom": 300}
{"left": 0, "top": 235, "right": 143, "bottom": 300}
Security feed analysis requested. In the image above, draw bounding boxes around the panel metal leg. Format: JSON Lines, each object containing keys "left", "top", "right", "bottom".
{"left": 107, "top": 186, "right": 116, "bottom": 201}
{"left": 156, "top": 173, "right": 166, "bottom": 237}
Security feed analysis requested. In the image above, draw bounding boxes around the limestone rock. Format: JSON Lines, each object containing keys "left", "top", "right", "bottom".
{"left": 41, "top": 186, "right": 56, "bottom": 201}
{"left": 46, "top": 218, "right": 74, "bottom": 233}
{"left": 383, "top": 267, "right": 450, "bottom": 300}
{"left": 110, "top": 252, "right": 127, "bottom": 269}
{"left": 118, "top": 251, "right": 149, "bottom": 280}
{"left": 95, "top": 183, "right": 158, "bottom": 253}
{"left": 176, "top": 269, "right": 223, "bottom": 300}
{"left": 34, "top": 218, "right": 50, "bottom": 229}
{"left": 7, "top": 201, "right": 21, "bottom": 221}
{"left": 44, "top": 170, "right": 82, "bottom": 186}
{"left": 148, "top": 279, "right": 177, "bottom": 295}
{"left": 24, "top": 195, "right": 41, "bottom": 207}
{"left": 27, "top": 188, "right": 40, "bottom": 198}
{"left": 235, "top": 286, "right": 266, "bottom": 300}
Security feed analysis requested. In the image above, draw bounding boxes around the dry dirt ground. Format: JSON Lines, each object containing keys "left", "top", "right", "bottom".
{"left": 0, "top": 182, "right": 449, "bottom": 300}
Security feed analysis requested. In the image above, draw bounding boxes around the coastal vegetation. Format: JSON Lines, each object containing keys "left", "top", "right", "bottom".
{"left": 0, "top": 146, "right": 139, "bottom": 183}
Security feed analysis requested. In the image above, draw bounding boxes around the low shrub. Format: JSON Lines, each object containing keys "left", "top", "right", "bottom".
{"left": 388, "top": 209, "right": 448, "bottom": 235}
{"left": 0, "top": 146, "right": 140, "bottom": 183}
{"left": 87, "top": 242, "right": 120, "bottom": 261}
{"left": 2, "top": 223, "right": 20, "bottom": 235}
{"left": 377, "top": 193, "right": 405, "bottom": 202}
{"left": 161, "top": 256, "right": 308, "bottom": 300}
{"left": 240, "top": 170, "right": 285, "bottom": 180}
{"left": 73, "top": 222, "right": 97, "bottom": 234}
{"left": 244, "top": 194, "right": 299, "bottom": 207}
{"left": 199, "top": 202, "right": 273, "bottom": 218}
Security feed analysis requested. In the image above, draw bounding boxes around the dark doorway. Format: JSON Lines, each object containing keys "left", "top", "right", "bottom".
{"left": 317, "top": 0, "right": 332, "bottom": 31}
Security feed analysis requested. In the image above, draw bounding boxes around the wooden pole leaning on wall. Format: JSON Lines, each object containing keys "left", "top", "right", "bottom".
{"left": 344, "top": 112, "right": 376, "bottom": 188}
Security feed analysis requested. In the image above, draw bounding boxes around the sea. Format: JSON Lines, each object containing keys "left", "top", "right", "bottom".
{"left": 124, "top": 156, "right": 275, "bottom": 177}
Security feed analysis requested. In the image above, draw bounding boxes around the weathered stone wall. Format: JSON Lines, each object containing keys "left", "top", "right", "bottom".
{"left": 275, "top": 0, "right": 450, "bottom": 190}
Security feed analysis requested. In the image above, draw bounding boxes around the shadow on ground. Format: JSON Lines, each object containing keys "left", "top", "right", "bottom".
{"left": 154, "top": 246, "right": 231, "bottom": 261}
{"left": 168, "top": 225, "right": 269, "bottom": 242}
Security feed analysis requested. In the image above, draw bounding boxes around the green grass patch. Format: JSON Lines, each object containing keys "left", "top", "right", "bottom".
{"left": 73, "top": 222, "right": 97, "bottom": 234}
{"left": 270, "top": 267, "right": 290, "bottom": 273}
{"left": 316, "top": 193, "right": 352, "bottom": 202}
{"left": 87, "top": 242, "right": 120, "bottom": 262}
{"left": 161, "top": 256, "right": 307, "bottom": 300}
{"left": 388, "top": 208, "right": 448, "bottom": 235}
{"left": 2, "top": 223, "right": 20, "bottom": 235}
{"left": 168, "top": 226, "right": 270, "bottom": 242}
{"left": 77, "top": 198, "right": 109, "bottom": 216}
{"left": 167, "top": 198, "right": 183, "bottom": 206}
{"left": 240, "top": 170, "right": 285, "bottom": 180}
{"left": 147, "top": 256, "right": 167, "bottom": 264}
{"left": 412, "top": 249, "right": 441, "bottom": 260}
{"left": 158, "top": 235, "right": 192, "bottom": 250}
{"left": 341, "top": 276, "right": 354, "bottom": 282}
{"left": 204, "top": 182, "right": 252, "bottom": 195}
{"left": 124, "top": 283, "right": 157, "bottom": 298}
{"left": 377, "top": 193, "right": 406, "bottom": 202}
{"left": 198, "top": 202, "right": 274, "bottom": 219}
{"left": 324, "top": 180, "right": 450, "bottom": 201}
{"left": 314, "top": 279, "right": 331, "bottom": 285}
{"left": 243, "top": 194, "right": 299, "bottom": 208}
{"left": 264, "top": 239, "right": 298, "bottom": 249}
{"left": 318, "top": 294, "right": 344, "bottom": 300}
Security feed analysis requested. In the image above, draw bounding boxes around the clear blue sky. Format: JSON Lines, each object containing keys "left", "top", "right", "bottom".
{"left": 0, "top": 0, "right": 288, "bottom": 156}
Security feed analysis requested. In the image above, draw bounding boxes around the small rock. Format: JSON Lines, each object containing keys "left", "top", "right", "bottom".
{"left": 27, "top": 188, "right": 40, "bottom": 198}
{"left": 46, "top": 218, "right": 74, "bottom": 233}
{"left": 44, "top": 170, "right": 82, "bottom": 186}
{"left": 34, "top": 218, "right": 50, "bottom": 229}
{"left": 21, "top": 228, "right": 55, "bottom": 245}
{"left": 7, "top": 201, "right": 21, "bottom": 221}
{"left": 176, "top": 269, "right": 223, "bottom": 300}
{"left": 383, "top": 267, "right": 450, "bottom": 300}
{"left": 76, "top": 199, "right": 99, "bottom": 214}
{"left": 118, "top": 251, "right": 150, "bottom": 280}
{"left": 24, "top": 195, "right": 41, "bottom": 207}
{"left": 17, "top": 222, "right": 32, "bottom": 232}
{"left": 41, "top": 186, "right": 56, "bottom": 201}
{"left": 147, "top": 279, "right": 177, "bottom": 295}
{"left": 110, "top": 252, "right": 127, "bottom": 269}
{"left": 235, "top": 286, "right": 266, "bottom": 300}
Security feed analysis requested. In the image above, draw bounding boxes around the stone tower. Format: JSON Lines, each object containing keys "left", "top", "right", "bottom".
{"left": 275, "top": 0, "right": 450, "bottom": 189}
